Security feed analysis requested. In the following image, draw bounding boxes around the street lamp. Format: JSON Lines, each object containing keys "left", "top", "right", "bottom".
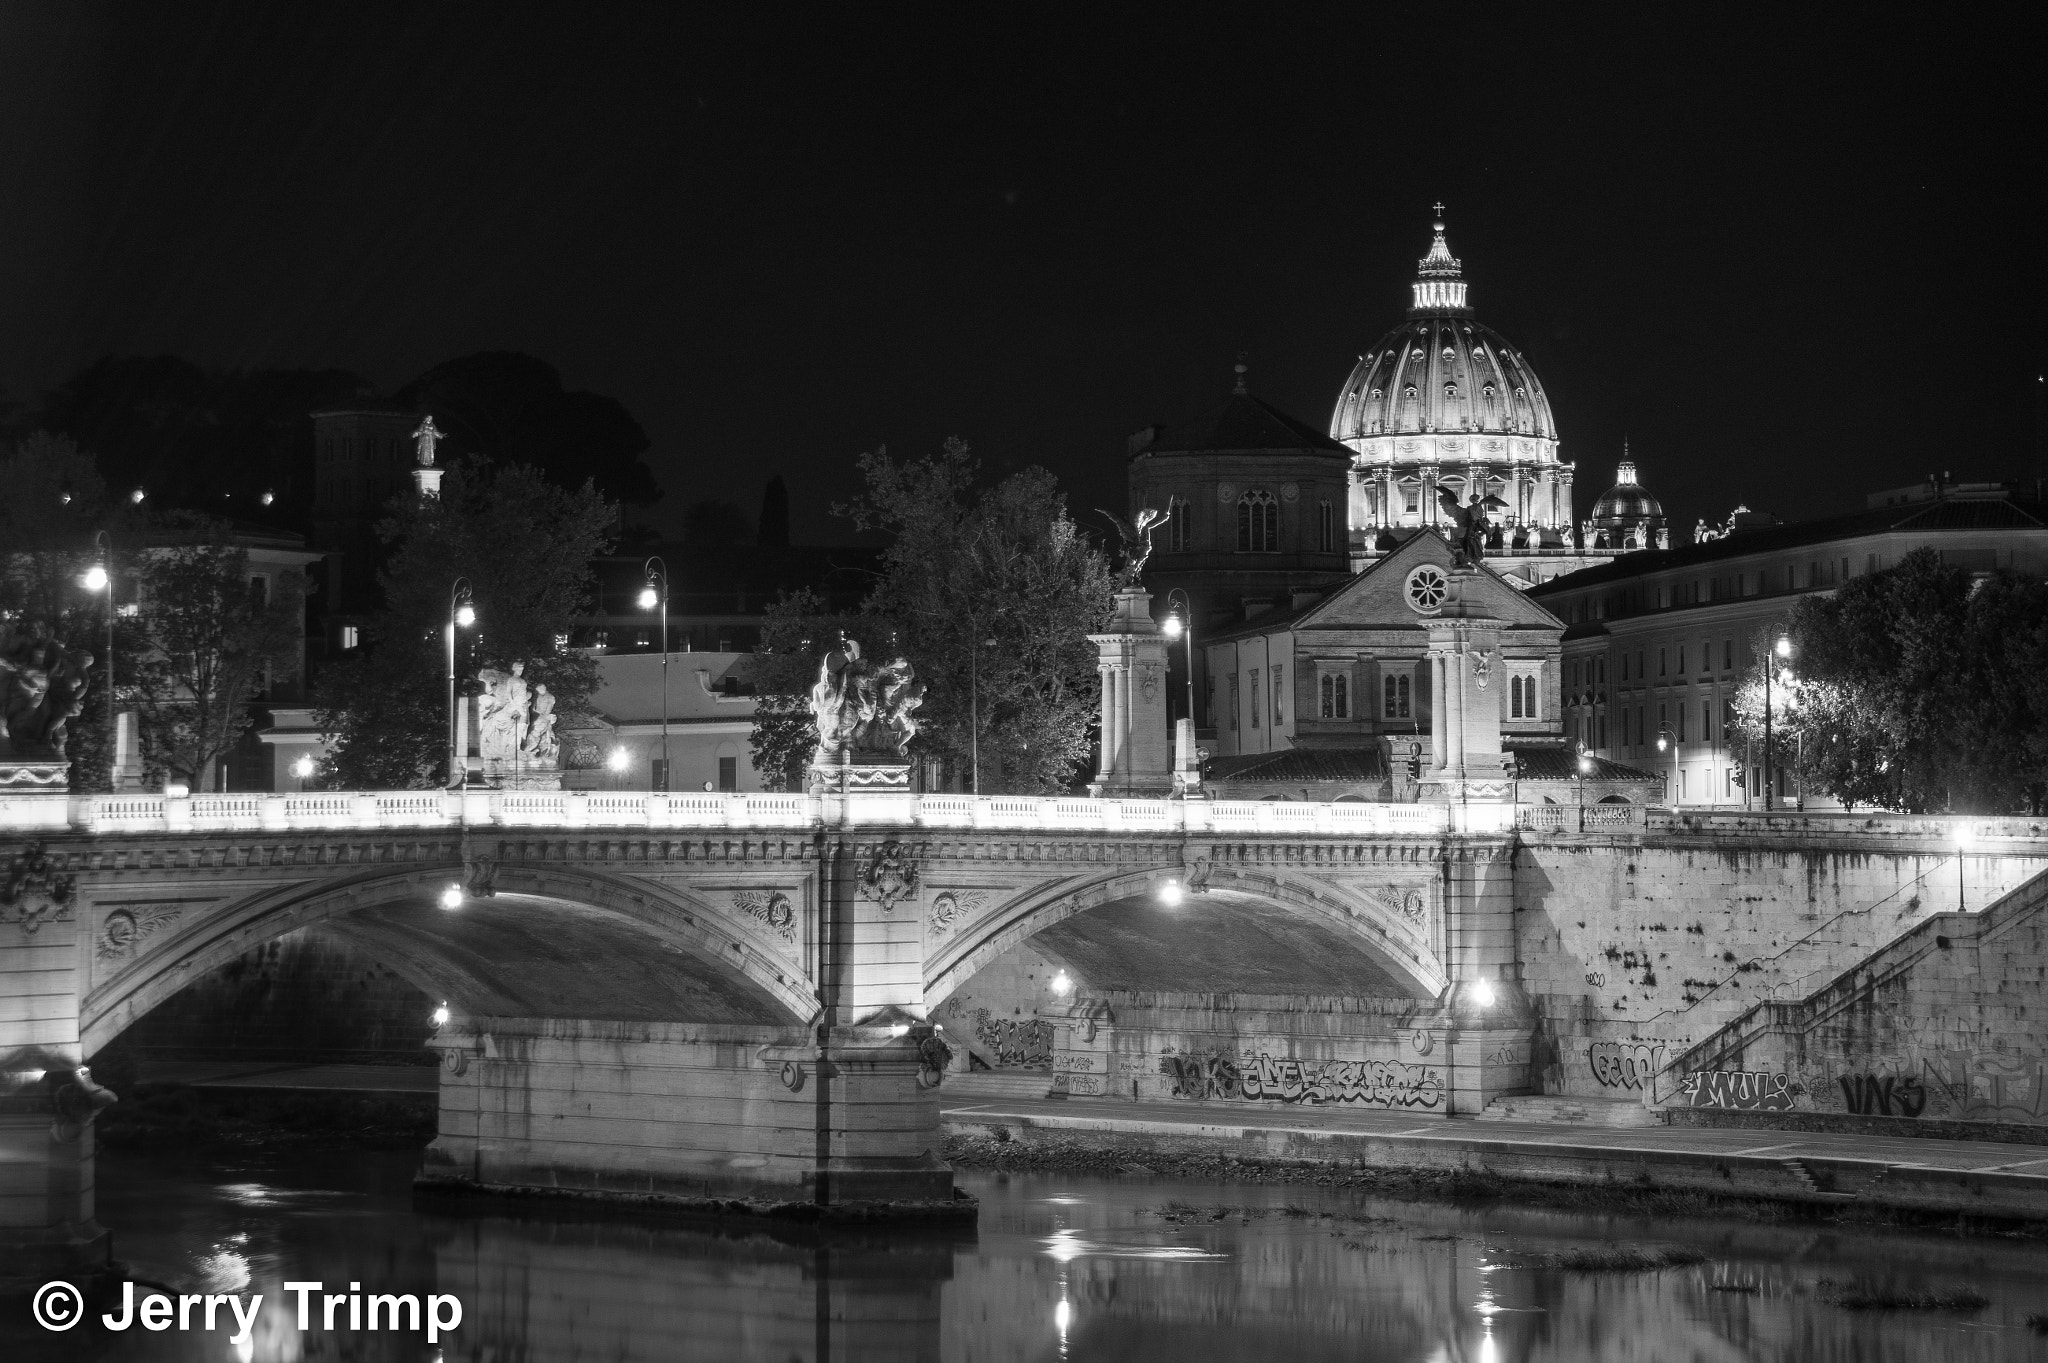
{"left": 82, "top": 531, "right": 115, "bottom": 789}
{"left": 447, "top": 581, "right": 476, "bottom": 790}
{"left": 1763, "top": 632, "right": 1792, "bottom": 811}
{"left": 1955, "top": 822, "right": 1974, "bottom": 911}
{"left": 1163, "top": 588, "right": 1197, "bottom": 728}
{"left": 640, "top": 557, "right": 670, "bottom": 790}
{"left": 291, "top": 754, "right": 316, "bottom": 791}
{"left": 607, "top": 744, "right": 631, "bottom": 790}
{"left": 970, "top": 632, "right": 999, "bottom": 794}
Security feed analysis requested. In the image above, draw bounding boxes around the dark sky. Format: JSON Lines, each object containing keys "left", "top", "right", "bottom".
{"left": 1, "top": 7, "right": 2039, "bottom": 543}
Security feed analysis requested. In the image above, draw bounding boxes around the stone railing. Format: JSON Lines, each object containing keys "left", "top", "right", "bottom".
{"left": 1515, "top": 802, "right": 1647, "bottom": 833}
{"left": 0, "top": 789, "right": 1463, "bottom": 837}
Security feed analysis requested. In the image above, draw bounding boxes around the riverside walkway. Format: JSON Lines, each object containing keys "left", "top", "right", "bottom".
{"left": 939, "top": 1088, "right": 2048, "bottom": 1219}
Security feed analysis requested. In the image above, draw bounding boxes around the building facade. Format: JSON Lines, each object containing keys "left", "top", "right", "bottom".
{"left": 1529, "top": 487, "right": 2048, "bottom": 809}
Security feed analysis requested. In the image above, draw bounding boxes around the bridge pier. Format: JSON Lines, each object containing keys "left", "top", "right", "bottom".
{"left": 0, "top": 1070, "right": 112, "bottom": 1282}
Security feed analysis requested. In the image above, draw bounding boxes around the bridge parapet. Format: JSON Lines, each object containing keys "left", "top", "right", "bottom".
{"left": 0, "top": 789, "right": 1470, "bottom": 837}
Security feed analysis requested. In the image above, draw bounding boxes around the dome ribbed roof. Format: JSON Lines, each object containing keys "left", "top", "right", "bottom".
{"left": 1590, "top": 459, "right": 1663, "bottom": 522}
{"left": 1329, "top": 218, "right": 1557, "bottom": 444}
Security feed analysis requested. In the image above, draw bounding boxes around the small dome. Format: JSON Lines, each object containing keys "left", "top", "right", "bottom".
{"left": 1591, "top": 459, "right": 1663, "bottom": 523}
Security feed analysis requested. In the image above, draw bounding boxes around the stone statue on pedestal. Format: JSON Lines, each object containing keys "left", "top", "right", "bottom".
{"left": 809, "top": 634, "right": 924, "bottom": 788}
{"left": 1098, "top": 507, "right": 1167, "bottom": 587}
{"left": 522, "top": 684, "right": 558, "bottom": 764}
{"left": 1436, "top": 486, "right": 1507, "bottom": 569}
{"left": 411, "top": 414, "right": 445, "bottom": 468}
{"left": 0, "top": 627, "right": 96, "bottom": 785}
{"left": 471, "top": 661, "right": 560, "bottom": 788}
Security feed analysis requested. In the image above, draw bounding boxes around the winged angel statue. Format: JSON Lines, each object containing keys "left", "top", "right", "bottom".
{"left": 1436, "top": 486, "right": 1509, "bottom": 568}
{"left": 1098, "top": 506, "right": 1168, "bottom": 587}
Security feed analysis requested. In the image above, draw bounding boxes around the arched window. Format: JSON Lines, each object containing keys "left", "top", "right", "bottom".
{"left": 1510, "top": 675, "right": 1525, "bottom": 719}
{"left": 1333, "top": 673, "right": 1348, "bottom": 718}
{"left": 1383, "top": 673, "right": 1410, "bottom": 719}
{"left": 1321, "top": 674, "right": 1334, "bottom": 717}
{"left": 1168, "top": 497, "right": 1191, "bottom": 552}
{"left": 1238, "top": 490, "right": 1278, "bottom": 552}
{"left": 1318, "top": 500, "right": 1335, "bottom": 552}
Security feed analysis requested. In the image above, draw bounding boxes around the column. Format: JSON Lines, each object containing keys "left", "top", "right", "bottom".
{"left": 1088, "top": 588, "right": 1173, "bottom": 796}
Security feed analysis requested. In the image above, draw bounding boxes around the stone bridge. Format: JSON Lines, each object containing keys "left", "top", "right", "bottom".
{"left": 8, "top": 786, "right": 2048, "bottom": 1278}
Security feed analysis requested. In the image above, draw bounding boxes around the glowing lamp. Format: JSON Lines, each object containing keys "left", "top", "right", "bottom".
{"left": 291, "top": 755, "right": 316, "bottom": 780}
{"left": 261, "top": 491, "right": 275, "bottom": 506}
{"left": 1577, "top": 755, "right": 1594, "bottom": 775}
{"left": 1471, "top": 978, "right": 1496, "bottom": 1007}
{"left": 439, "top": 884, "right": 463, "bottom": 911}
{"left": 130, "top": 488, "right": 146, "bottom": 504}
{"left": 1955, "top": 824, "right": 1975, "bottom": 850}
{"left": 607, "top": 746, "right": 631, "bottom": 773}
{"left": 1158, "top": 879, "right": 1183, "bottom": 907}
{"left": 431, "top": 1004, "right": 450, "bottom": 1028}
{"left": 1774, "top": 636, "right": 1792, "bottom": 657}
{"left": 638, "top": 584, "right": 660, "bottom": 611}
{"left": 1162, "top": 614, "right": 1183, "bottom": 639}
{"left": 1655, "top": 736, "right": 1668, "bottom": 752}
{"left": 81, "top": 564, "right": 109, "bottom": 592}
{"left": 1050, "top": 970, "right": 1074, "bottom": 996}
{"left": 454, "top": 603, "right": 476, "bottom": 628}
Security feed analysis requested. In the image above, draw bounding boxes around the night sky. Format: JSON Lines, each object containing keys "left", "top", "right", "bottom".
{"left": 2, "top": 7, "right": 2039, "bottom": 544}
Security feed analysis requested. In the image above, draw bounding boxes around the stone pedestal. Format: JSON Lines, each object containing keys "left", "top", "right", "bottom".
{"left": 1421, "top": 568, "right": 1513, "bottom": 804}
{"left": 1088, "top": 588, "right": 1173, "bottom": 797}
{"left": 808, "top": 756, "right": 912, "bottom": 794}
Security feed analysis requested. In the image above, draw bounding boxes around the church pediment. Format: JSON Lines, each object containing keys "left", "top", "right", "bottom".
{"left": 1296, "top": 530, "right": 1564, "bottom": 632}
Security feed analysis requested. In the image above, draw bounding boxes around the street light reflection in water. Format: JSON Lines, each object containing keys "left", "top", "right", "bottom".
{"left": 81, "top": 1149, "right": 2048, "bottom": 1362}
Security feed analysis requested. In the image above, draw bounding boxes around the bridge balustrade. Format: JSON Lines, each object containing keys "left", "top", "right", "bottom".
{"left": 1, "top": 788, "right": 1497, "bottom": 836}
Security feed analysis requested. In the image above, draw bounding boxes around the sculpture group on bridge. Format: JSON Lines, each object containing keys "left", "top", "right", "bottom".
{"left": 476, "top": 661, "right": 559, "bottom": 766}
{"left": 0, "top": 625, "right": 96, "bottom": 764}
{"left": 810, "top": 634, "right": 924, "bottom": 764}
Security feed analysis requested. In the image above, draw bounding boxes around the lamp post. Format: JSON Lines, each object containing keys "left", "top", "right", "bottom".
{"left": 82, "top": 531, "right": 115, "bottom": 789}
{"left": 1763, "top": 633, "right": 1791, "bottom": 811}
{"left": 291, "top": 753, "right": 315, "bottom": 792}
{"left": 970, "top": 631, "right": 998, "bottom": 794}
{"left": 639, "top": 557, "right": 670, "bottom": 791}
{"left": 1162, "top": 588, "right": 1196, "bottom": 728}
{"left": 447, "top": 580, "right": 476, "bottom": 790}
{"left": 1955, "top": 822, "right": 1973, "bottom": 911}
{"left": 1576, "top": 747, "right": 1593, "bottom": 828}
{"left": 1654, "top": 726, "right": 1677, "bottom": 807}
{"left": 607, "top": 744, "right": 631, "bottom": 792}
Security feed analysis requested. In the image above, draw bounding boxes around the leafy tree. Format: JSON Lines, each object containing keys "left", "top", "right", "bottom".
{"left": 315, "top": 456, "right": 615, "bottom": 787}
{"left": 127, "top": 518, "right": 308, "bottom": 790}
{"left": 748, "top": 588, "right": 863, "bottom": 791}
{"left": 1732, "top": 548, "right": 2048, "bottom": 813}
{"left": 835, "top": 439, "right": 1113, "bottom": 794}
{"left": 391, "top": 352, "right": 661, "bottom": 506}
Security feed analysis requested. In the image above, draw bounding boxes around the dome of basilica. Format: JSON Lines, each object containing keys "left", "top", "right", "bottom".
{"left": 1329, "top": 219, "right": 1558, "bottom": 448}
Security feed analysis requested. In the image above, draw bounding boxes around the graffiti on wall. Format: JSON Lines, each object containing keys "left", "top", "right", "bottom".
{"left": 972, "top": 1009, "right": 1054, "bottom": 1068}
{"left": 1836, "top": 1074, "right": 1928, "bottom": 1118}
{"left": 1587, "top": 1041, "right": 1664, "bottom": 1091}
{"left": 1239, "top": 1053, "right": 1445, "bottom": 1110}
{"left": 1676, "top": 1069, "right": 1797, "bottom": 1111}
{"left": 1159, "top": 1050, "right": 1241, "bottom": 1102}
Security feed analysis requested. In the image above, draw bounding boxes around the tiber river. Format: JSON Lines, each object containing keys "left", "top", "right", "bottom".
{"left": 13, "top": 1146, "right": 2048, "bottom": 1361}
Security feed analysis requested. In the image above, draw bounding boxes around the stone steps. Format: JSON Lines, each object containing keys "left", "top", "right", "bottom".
{"left": 940, "top": 1069, "right": 1054, "bottom": 1103}
{"left": 1477, "top": 1093, "right": 1668, "bottom": 1127}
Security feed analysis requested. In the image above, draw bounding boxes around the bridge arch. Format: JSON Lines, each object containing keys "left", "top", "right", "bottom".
{"left": 81, "top": 861, "right": 817, "bottom": 1055}
{"left": 924, "top": 860, "right": 1446, "bottom": 1005}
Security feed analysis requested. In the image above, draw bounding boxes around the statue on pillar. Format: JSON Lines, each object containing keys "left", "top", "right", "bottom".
{"left": 1098, "top": 507, "right": 1167, "bottom": 587}
{"left": 411, "top": 414, "right": 446, "bottom": 467}
{"left": 0, "top": 627, "right": 96, "bottom": 763}
{"left": 809, "top": 634, "right": 924, "bottom": 775}
{"left": 1436, "top": 487, "right": 1507, "bottom": 568}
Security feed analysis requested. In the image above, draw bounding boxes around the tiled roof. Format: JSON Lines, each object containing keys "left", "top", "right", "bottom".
{"left": 1132, "top": 393, "right": 1350, "bottom": 459}
{"left": 1207, "top": 748, "right": 1390, "bottom": 783}
{"left": 1528, "top": 498, "right": 2048, "bottom": 596}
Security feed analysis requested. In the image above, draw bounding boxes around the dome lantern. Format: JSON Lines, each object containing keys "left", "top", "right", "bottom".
{"left": 1410, "top": 207, "right": 1468, "bottom": 314}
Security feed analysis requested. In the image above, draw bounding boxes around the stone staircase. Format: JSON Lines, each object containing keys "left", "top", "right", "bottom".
{"left": 1478, "top": 1093, "right": 1668, "bottom": 1128}
{"left": 938, "top": 1068, "right": 1054, "bottom": 1104}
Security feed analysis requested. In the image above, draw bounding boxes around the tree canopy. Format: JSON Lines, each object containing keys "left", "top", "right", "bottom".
{"left": 750, "top": 439, "right": 1112, "bottom": 794}
{"left": 315, "top": 456, "right": 616, "bottom": 787}
{"left": 1732, "top": 547, "right": 2048, "bottom": 813}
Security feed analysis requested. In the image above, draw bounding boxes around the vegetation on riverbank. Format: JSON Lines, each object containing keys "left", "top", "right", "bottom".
{"left": 97, "top": 1083, "right": 435, "bottom": 1153}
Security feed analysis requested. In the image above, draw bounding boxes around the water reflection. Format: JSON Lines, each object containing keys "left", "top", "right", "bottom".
{"left": 17, "top": 1150, "right": 2048, "bottom": 1362}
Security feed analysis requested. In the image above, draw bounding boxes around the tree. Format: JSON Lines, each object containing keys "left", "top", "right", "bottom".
{"left": 1731, "top": 548, "right": 2048, "bottom": 813}
{"left": 127, "top": 519, "right": 308, "bottom": 789}
{"left": 835, "top": 439, "right": 1113, "bottom": 793}
{"left": 315, "top": 456, "right": 616, "bottom": 787}
{"left": 391, "top": 352, "right": 662, "bottom": 506}
{"left": 748, "top": 588, "right": 863, "bottom": 791}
